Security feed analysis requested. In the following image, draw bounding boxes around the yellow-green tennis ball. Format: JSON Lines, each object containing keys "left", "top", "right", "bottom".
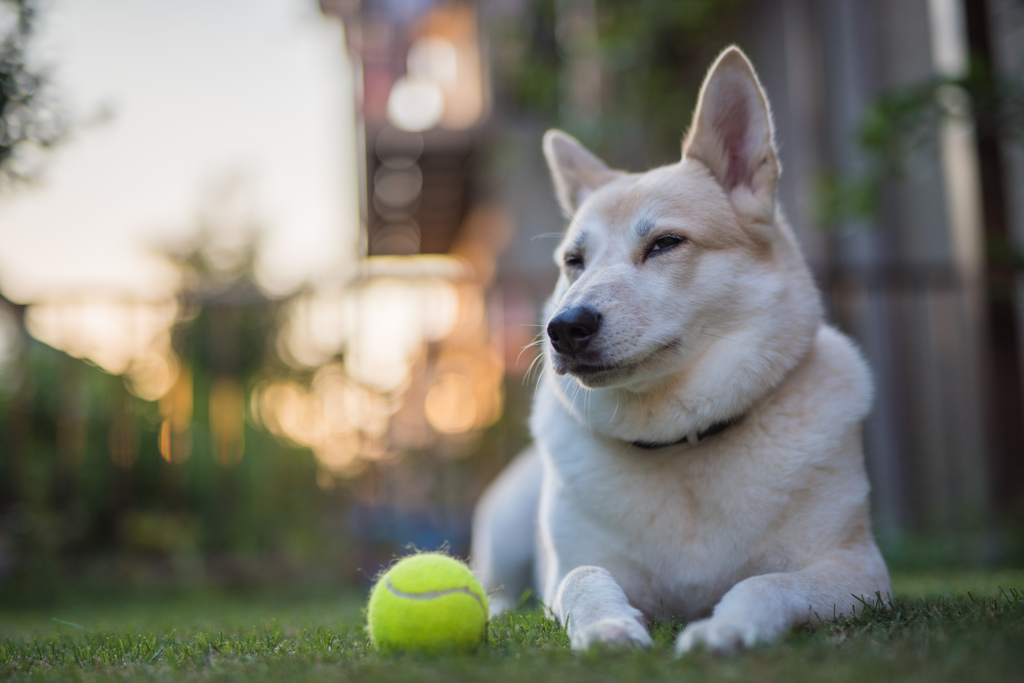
{"left": 367, "top": 553, "right": 488, "bottom": 655}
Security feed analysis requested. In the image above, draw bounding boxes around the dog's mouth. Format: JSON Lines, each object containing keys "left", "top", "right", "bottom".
{"left": 551, "top": 340, "right": 680, "bottom": 385}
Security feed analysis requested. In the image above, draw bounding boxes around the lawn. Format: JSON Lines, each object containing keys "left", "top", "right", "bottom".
{"left": 2, "top": 571, "right": 1023, "bottom": 682}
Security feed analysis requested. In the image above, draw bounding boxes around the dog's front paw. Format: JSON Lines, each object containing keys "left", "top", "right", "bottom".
{"left": 570, "top": 616, "right": 653, "bottom": 650}
{"left": 675, "top": 615, "right": 783, "bottom": 655}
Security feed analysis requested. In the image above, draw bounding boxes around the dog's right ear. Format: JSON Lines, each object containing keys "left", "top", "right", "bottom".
{"left": 683, "top": 47, "right": 779, "bottom": 221}
{"left": 543, "top": 130, "right": 620, "bottom": 218}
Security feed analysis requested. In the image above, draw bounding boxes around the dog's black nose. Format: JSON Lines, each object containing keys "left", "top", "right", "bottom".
{"left": 547, "top": 306, "right": 602, "bottom": 355}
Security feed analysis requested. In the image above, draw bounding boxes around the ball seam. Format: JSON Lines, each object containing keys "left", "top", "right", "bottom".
{"left": 384, "top": 577, "right": 487, "bottom": 615}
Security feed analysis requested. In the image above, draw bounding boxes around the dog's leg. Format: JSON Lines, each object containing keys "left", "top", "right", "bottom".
{"left": 553, "top": 566, "right": 653, "bottom": 649}
{"left": 676, "top": 550, "right": 890, "bottom": 654}
{"left": 471, "top": 447, "right": 543, "bottom": 617}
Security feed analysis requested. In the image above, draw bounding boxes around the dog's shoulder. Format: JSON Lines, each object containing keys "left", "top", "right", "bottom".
{"left": 807, "top": 324, "right": 873, "bottom": 421}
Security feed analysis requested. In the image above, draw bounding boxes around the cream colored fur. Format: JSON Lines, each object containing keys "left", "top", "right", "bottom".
{"left": 471, "top": 47, "right": 890, "bottom": 653}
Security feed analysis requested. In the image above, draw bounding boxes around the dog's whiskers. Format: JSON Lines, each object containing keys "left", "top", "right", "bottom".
{"left": 516, "top": 337, "right": 545, "bottom": 366}
{"left": 522, "top": 346, "right": 547, "bottom": 386}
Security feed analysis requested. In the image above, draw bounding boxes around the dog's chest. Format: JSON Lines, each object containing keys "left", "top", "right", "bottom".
{"left": 538, "top": 405, "right": 797, "bottom": 618}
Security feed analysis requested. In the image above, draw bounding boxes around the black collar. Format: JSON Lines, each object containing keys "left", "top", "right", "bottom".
{"left": 630, "top": 414, "right": 743, "bottom": 450}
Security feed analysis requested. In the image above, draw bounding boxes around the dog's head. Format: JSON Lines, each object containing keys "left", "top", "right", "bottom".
{"left": 539, "top": 47, "right": 822, "bottom": 439}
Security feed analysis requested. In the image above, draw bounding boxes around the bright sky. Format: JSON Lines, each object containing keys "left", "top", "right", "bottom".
{"left": 0, "top": 0, "right": 360, "bottom": 303}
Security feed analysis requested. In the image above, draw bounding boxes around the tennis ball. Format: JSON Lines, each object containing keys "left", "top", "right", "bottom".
{"left": 367, "top": 553, "right": 489, "bottom": 655}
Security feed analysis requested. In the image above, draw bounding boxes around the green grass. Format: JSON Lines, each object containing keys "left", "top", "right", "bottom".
{"left": 2, "top": 572, "right": 1023, "bottom": 682}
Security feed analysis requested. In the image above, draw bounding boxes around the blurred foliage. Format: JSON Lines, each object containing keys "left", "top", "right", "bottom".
{"left": 490, "top": 0, "right": 747, "bottom": 166}
{"left": 816, "top": 61, "right": 1024, "bottom": 227}
{"left": 0, "top": 246, "right": 340, "bottom": 598}
{"left": 0, "top": 0, "right": 66, "bottom": 190}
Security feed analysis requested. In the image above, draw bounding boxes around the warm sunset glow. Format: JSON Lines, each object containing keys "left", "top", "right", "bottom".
{"left": 281, "top": 291, "right": 351, "bottom": 368}
{"left": 281, "top": 258, "right": 463, "bottom": 389}
{"left": 158, "top": 419, "right": 192, "bottom": 464}
{"left": 252, "top": 367, "right": 396, "bottom": 475}
{"left": 127, "top": 349, "right": 180, "bottom": 402}
{"left": 424, "top": 372, "right": 477, "bottom": 434}
{"left": 253, "top": 245, "right": 507, "bottom": 468}
{"left": 25, "top": 299, "right": 182, "bottom": 402}
{"left": 25, "top": 300, "right": 178, "bottom": 374}
{"left": 158, "top": 365, "right": 193, "bottom": 464}
{"left": 344, "top": 279, "right": 435, "bottom": 392}
{"left": 209, "top": 377, "right": 245, "bottom": 466}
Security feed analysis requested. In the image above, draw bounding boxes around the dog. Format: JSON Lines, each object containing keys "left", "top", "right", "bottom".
{"left": 471, "top": 46, "right": 890, "bottom": 653}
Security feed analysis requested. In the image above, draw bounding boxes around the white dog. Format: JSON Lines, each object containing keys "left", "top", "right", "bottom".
{"left": 471, "top": 46, "right": 890, "bottom": 654}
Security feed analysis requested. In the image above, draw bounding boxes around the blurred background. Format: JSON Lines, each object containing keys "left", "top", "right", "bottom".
{"left": 0, "top": 0, "right": 1022, "bottom": 600}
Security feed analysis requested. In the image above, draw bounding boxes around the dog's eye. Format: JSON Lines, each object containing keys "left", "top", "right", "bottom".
{"left": 646, "top": 234, "right": 686, "bottom": 257}
{"left": 564, "top": 254, "right": 584, "bottom": 269}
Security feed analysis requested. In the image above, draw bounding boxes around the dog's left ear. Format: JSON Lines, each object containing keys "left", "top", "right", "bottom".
{"left": 683, "top": 47, "right": 779, "bottom": 220}
{"left": 543, "top": 130, "right": 622, "bottom": 218}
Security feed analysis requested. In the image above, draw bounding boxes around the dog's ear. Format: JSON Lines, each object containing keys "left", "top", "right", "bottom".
{"left": 543, "top": 130, "right": 621, "bottom": 217}
{"left": 683, "top": 47, "right": 779, "bottom": 219}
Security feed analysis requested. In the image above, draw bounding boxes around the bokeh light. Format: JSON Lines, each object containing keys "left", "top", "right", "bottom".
{"left": 387, "top": 76, "right": 445, "bottom": 132}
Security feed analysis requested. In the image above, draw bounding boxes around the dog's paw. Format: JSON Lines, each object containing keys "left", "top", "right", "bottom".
{"left": 570, "top": 616, "right": 653, "bottom": 650}
{"left": 675, "top": 616, "right": 782, "bottom": 655}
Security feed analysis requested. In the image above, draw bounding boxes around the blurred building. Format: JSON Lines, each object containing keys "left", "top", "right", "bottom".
{"left": 294, "top": 0, "right": 513, "bottom": 561}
